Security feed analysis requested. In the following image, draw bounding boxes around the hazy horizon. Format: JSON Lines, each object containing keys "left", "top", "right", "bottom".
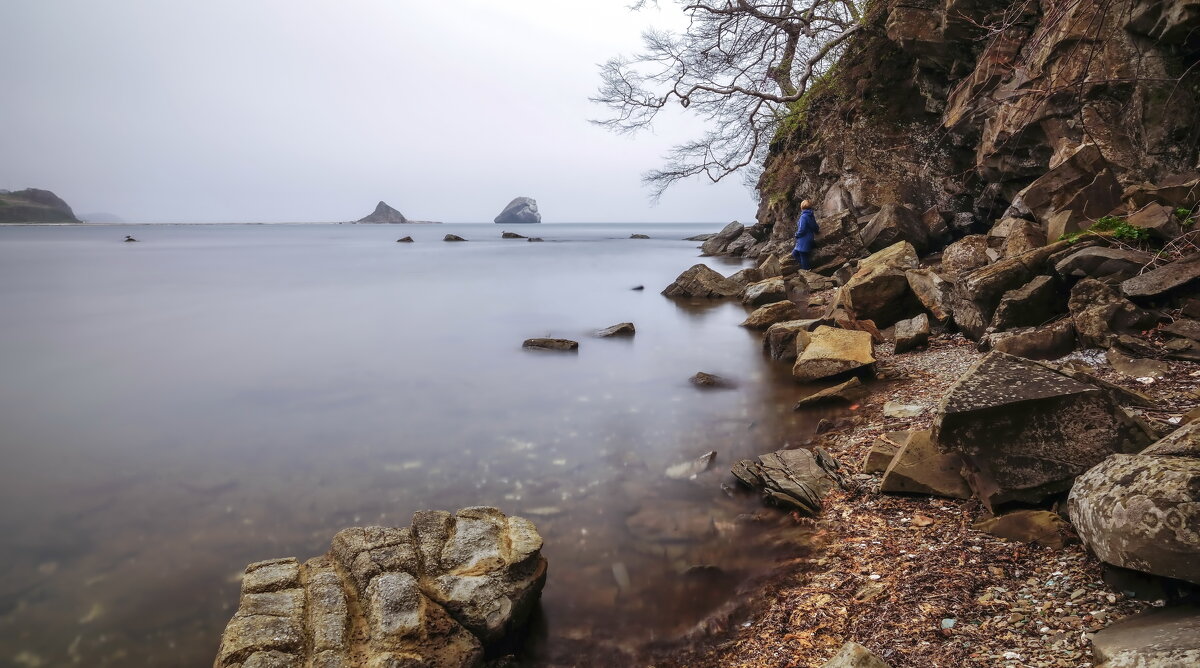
{"left": 1, "top": 1, "right": 758, "bottom": 224}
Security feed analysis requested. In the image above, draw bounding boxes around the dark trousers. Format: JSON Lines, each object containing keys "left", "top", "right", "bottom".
{"left": 792, "top": 249, "right": 810, "bottom": 271}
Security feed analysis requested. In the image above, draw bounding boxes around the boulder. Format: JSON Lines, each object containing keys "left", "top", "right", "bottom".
{"left": 1015, "top": 143, "right": 1122, "bottom": 242}
{"left": 444, "top": 234, "right": 467, "bottom": 242}
{"left": 811, "top": 210, "right": 868, "bottom": 272}
{"left": 493, "top": 197, "right": 541, "bottom": 224}
{"left": 933, "top": 352, "right": 1152, "bottom": 511}
{"left": 988, "top": 319, "right": 1078, "bottom": 360}
{"left": 742, "top": 277, "right": 789, "bottom": 307}
{"left": 880, "top": 431, "right": 972, "bottom": 499}
{"left": 595, "top": 322, "right": 635, "bottom": 338}
{"left": 793, "top": 377, "right": 868, "bottom": 409}
{"left": 1054, "top": 247, "right": 1153, "bottom": 283}
{"left": 973, "top": 510, "right": 1072, "bottom": 549}
{"left": 741, "top": 301, "right": 804, "bottom": 329}
{"left": 941, "top": 235, "right": 991, "bottom": 276}
{"left": 726, "top": 232, "right": 758, "bottom": 256}
{"left": 797, "top": 269, "right": 839, "bottom": 292}
{"left": 905, "top": 269, "right": 954, "bottom": 324}
{"left": 1163, "top": 318, "right": 1200, "bottom": 342}
{"left": 1068, "top": 279, "right": 1158, "bottom": 349}
{"left": 662, "top": 264, "right": 741, "bottom": 298}
{"left": 1125, "top": 203, "right": 1183, "bottom": 241}
{"left": 792, "top": 326, "right": 876, "bottom": 383}
{"left": 215, "top": 508, "right": 546, "bottom": 668}
{"left": 758, "top": 254, "right": 783, "bottom": 278}
{"left": 859, "top": 203, "right": 929, "bottom": 254}
{"left": 1121, "top": 254, "right": 1200, "bottom": 299}
{"left": 1123, "top": 177, "right": 1200, "bottom": 210}
{"left": 726, "top": 267, "right": 764, "bottom": 289}
{"left": 700, "top": 221, "right": 745, "bottom": 256}
{"left": 990, "top": 275, "right": 1062, "bottom": 331}
{"left": 1090, "top": 605, "right": 1200, "bottom": 668}
{"left": 731, "top": 448, "right": 837, "bottom": 515}
{"left": 1068, "top": 421, "right": 1200, "bottom": 585}
{"left": 690, "top": 371, "right": 735, "bottom": 389}
{"left": 950, "top": 241, "right": 1072, "bottom": 340}
{"left": 835, "top": 242, "right": 921, "bottom": 327}
{"left": 358, "top": 201, "right": 410, "bottom": 224}
{"left": 820, "top": 641, "right": 891, "bottom": 668}
{"left": 396, "top": 236, "right": 414, "bottom": 243}
{"left": 763, "top": 320, "right": 818, "bottom": 361}
{"left": 522, "top": 338, "right": 578, "bottom": 352}
{"left": 501, "top": 231, "right": 527, "bottom": 239}
{"left": 629, "top": 233, "right": 650, "bottom": 239}
{"left": 893, "top": 313, "right": 930, "bottom": 354}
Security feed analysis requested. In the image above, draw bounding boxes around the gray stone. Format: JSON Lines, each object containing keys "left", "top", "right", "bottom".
{"left": 1069, "top": 279, "right": 1158, "bottom": 349}
{"left": 662, "top": 264, "right": 741, "bottom": 299}
{"left": 493, "top": 197, "right": 541, "bottom": 224}
{"left": 1163, "top": 318, "right": 1200, "bottom": 342}
{"left": 501, "top": 231, "right": 527, "bottom": 239}
{"left": 1090, "top": 605, "right": 1200, "bottom": 668}
{"left": 1124, "top": 203, "right": 1183, "bottom": 241}
{"left": 949, "top": 241, "right": 1070, "bottom": 340}
{"left": 905, "top": 269, "right": 954, "bottom": 324}
{"left": 522, "top": 338, "right": 578, "bottom": 352}
{"left": 690, "top": 371, "right": 736, "bottom": 389}
{"left": 731, "top": 448, "right": 837, "bottom": 515}
{"left": 835, "top": 242, "right": 921, "bottom": 327}
{"left": 443, "top": 234, "right": 467, "bottom": 242}
{"left": 860, "top": 203, "right": 929, "bottom": 254}
{"left": 1106, "top": 349, "right": 1169, "bottom": 379}
{"left": 989, "top": 319, "right": 1077, "bottom": 360}
{"left": 934, "top": 352, "right": 1151, "bottom": 511}
{"left": 358, "top": 201, "right": 409, "bottom": 224}
{"left": 894, "top": 313, "right": 930, "bottom": 353}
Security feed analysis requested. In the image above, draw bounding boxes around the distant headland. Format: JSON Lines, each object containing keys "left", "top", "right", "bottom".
{"left": 0, "top": 188, "right": 80, "bottom": 223}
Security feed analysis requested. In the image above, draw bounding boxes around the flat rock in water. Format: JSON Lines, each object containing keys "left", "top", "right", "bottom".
{"left": 396, "top": 236, "right": 414, "bottom": 243}
{"left": 629, "top": 233, "right": 650, "bottom": 239}
{"left": 501, "top": 231, "right": 527, "bottom": 239}
{"left": 444, "top": 234, "right": 467, "bottom": 242}
{"left": 793, "top": 377, "right": 867, "bottom": 409}
{"left": 690, "top": 371, "right": 735, "bottom": 389}
{"left": 595, "top": 322, "right": 635, "bottom": 338}
{"left": 625, "top": 502, "right": 716, "bottom": 543}
{"left": 1090, "top": 604, "right": 1200, "bottom": 667}
{"left": 665, "top": 450, "right": 716, "bottom": 480}
{"left": 792, "top": 326, "right": 876, "bottom": 383}
{"left": 523, "top": 338, "right": 578, "bottom": 352}
{"left": 683, "top": 233, "right": 715, "bottom": 241}
{"left": 662, "top": 264, "right": 741, "bottom": 299}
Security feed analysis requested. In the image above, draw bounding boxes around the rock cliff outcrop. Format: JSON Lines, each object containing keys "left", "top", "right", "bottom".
{"left": 358, "top": 201, "right": 409, "bottom": 223}
{"left": 0, "top": 188, "right": 80, "bottom": 223}
{"left": 493, "top": 197, "right": 541, "bottom": 224}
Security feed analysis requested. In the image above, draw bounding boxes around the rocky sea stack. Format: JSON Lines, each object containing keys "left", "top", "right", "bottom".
{"left": 357, "top": 201, "right": 441, "bottom": 224}
{"left": 493, "top": 197, "right": 541, "bottom": 224}
{"left": 0, "top": 188, "right": 80, "bottom": 223}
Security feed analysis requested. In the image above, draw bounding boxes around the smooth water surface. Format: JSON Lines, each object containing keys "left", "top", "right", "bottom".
{"left": 0, "top": 223, "right": 837, "bottom": 665}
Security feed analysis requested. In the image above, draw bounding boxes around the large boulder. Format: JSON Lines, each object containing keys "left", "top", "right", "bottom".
{"left": 859, "top": 203, "right": 929, "bottom": 254}
{"left": 662, "top": 264, "right": 741, "bottom": 298}
{"left": 1120, "top": 253, "right": 1200, "bottom": 299}
{"left": 1002, "top": 219, "right": 1045, "bottom": 259}
{"left": 700, "top": 221, "right": 745, "bottom": 256}
{"left": 941, "top": 235, "right": 991, "bottom": 276}
{"left": 215, "top": 508, "right": 546, "bottom": 668}
{"left": 792, "top": 326, "right": 875, "bottom": 382}
{"left": 834, "top": 242, "right": 921, "bottom": 327}
{"left": 1054, "top": 246, "right": 1154, "bottom": 283}
{"left": 810, "top": 210, "right": 868, "bottom": 272}
{"left": 493, "top": 197, "right": 541, "bottom": 224}
{"left": 988, "top": 319, "right": 1078, "bottom": 360}
{"left": 990, "top": 275, "right": 1061, "bottom": 331}
{"left": 1069, "top": 421, "right": 1200, "bottom": 585}
{"left": 950, "top": 241, "right": 1071, "bottom": 339}
{"left": 1068, "top": 278, "right": 1158, "bottom": 349}
{"left": 933, "top": 352, "right": 1152, "bottom": 511}
{"left": 1013, "top": 143, "right": 1122, "bottom": 242}
{"left": 1089, "top": 604, "right": 1200, "bottom": 667}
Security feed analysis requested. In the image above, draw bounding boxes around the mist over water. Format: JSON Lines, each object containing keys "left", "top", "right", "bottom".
{"left": 0, "top": 223, "right": 835, "bottom": 665}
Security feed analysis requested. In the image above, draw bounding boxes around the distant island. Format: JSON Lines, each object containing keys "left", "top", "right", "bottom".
{"left": 81, "top": 212, "right": 126, "bottom": 223}
{"left": 355, "top": 201, "right": 440, "bottom": 224}
{"left": 0, "top": 188, "right": 80, "bottom": 223}
{"left": 494, "top": 197, "right": 541, "bottom": 224}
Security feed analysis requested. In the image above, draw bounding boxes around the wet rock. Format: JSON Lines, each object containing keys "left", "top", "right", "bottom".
{"left": 1124, "top": 203, "right": 1183, "bottom": 241}
{"left": 834, "top": 242, "right": 921, "bottom": 327}
{"left": 941, "top": 235, "right": 990, "bottom": 276}
{"left": 1090, "top": 604, "right": 1200, "bottom": 668}
{"left": 1069, "top": 279, "right": 1158, "bottom": 349}
{"left": 629, "top": 233, "right": 650, "bottom": 239}
{"left": 894, "top": 313, "right": 930, "bottom": 354}
{"left": 860, "top": 203, "right": 929, "bottom": 254}
{"left": 684, "top": 233, "right": 715, "bottom": 242}
{"left": 661, "top": 264, "right": 741, "bottom": 299}
{"left": 741, "top": 301, "right": 804, "bottom": 329}
{"left": 396, "top": 236, "right": 414, "bottom": 243}
{"left": 501, "top": 231, "right": 527, "bottom": 239}
{"left": 493, "top": 197, "right": 541, "bottom": 224}
{"left": 880, "top": 431, "right": 972, "bottom": 499}
{"left": 763, "top": 320, "right": 818, "bottom": 362}
{"left": 1055, "top": 247, "right": 1153, "bottom": 283}
{"left": 934, "top": 351, "right": 1152, "bottom": 511}
{"left": 988, "top": 319, "right": 1077, "bottom": 360}
{"left": 595, "top": 322, "right": 635, "bottom": 338}
{"left": 731, "top": 448, "right": 837, "bottom": 515}
{"left": 216, "top": 508, "right": 546, "bottom": 668}
{"left": 444, "top": 234, "right": 467, "bottom": 242}
{"left": 1069, "top": 421, "right": 1200, "bottom": 585}
{"left": 522, "top": 338, "right": 578, "bottom": 352}
{"left": 990, "top": 275, "right": 1061, "bottom": 331}
{"left": 665, "top": 450, "right": 716, "bottom": 480}
{"left": 742, "top": 277, "right": 788, "bottom": 307}
{"left": 820, "top": 641, "right": 891, "bottom": 668}
{"left": 793, "top": 378, "right": 867, "bottom": 409}
{"left": 905, "top": 269, "right": 954, "bottom": 324}
{"left": 973, "top": 510, "right": 1072, "bottom": 549}
{"left": 1121, "top": 254, "right": 1200, "bottom": 299}
{"left": 527, "top": 237, "right": 544, "bottom": 243}
{"left": 792, "top": 326, "right": 876, "bottom": 383}
{"left": 700, "top": 221, "right": 745, "bottom": 256}
{"left": 690, "top": 372, "right": 735, "bottom": 389}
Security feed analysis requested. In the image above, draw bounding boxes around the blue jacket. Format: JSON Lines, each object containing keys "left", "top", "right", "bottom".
{"left": 794, "top": 208, "right": 818, "bottom": 253}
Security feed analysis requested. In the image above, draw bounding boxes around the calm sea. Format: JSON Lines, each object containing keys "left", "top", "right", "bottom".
{"left": 0, "top": 223, "right": 836, "bottom": 665}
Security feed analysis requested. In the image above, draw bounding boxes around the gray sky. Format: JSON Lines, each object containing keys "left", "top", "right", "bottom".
{"left": 0, "top": 1, "right": 757, "bottom": 223}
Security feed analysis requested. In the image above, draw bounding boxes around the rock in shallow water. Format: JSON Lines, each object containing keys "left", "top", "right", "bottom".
{"left": 523, "top": 338, "right": 578, "bottom": 351}
{"left": 214, "top": 507, "right": 546, "bottom": 668}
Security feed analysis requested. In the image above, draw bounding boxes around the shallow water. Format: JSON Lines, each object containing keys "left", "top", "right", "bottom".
{"left": 0, "top": 223, "right": 844, "bottom": 665}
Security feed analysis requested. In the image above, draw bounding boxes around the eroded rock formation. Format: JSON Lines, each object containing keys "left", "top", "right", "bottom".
{"left": 493, "top": 197, "right": 541, "bottom": 224}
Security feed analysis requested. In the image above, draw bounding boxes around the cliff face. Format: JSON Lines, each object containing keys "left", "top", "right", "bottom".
{"left": 0, "top": 188, "right": 80, "bottom": 223}
{"left": 751, "top": 0, "right": 1200, "bottom": 267}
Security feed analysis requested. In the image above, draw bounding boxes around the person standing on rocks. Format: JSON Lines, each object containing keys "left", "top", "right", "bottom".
{"left": 793, "top": 200, "right": 819, "bottom": 271}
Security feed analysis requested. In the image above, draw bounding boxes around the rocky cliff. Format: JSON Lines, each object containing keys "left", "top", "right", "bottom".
{"left": 743, "top": 0, "right": 1199, "bottom": 267}
{"left": 0, "top": 188, "right": 80, "bottom": 223}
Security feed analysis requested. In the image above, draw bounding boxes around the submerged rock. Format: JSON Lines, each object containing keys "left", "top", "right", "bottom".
{"left": 665, "top": 450, "right": 716, "bottom": 480}
{"left": 396, "top": 236, "right": 414, "bottom": 243}
{"left": 214, "top": 507, "right": 547, "bottom": 668}
{"left": 501, "top": 231, "right": 527, "bottom": 239}
{"left": 522, "top": 338, "right": 578, "bottom": 351}
{"left": 690, "top": 371, "right": 735, "bottom": 389}
{"left": 732, "top": 448, "right": 838, "bottom": 515}
{"left": 444, "top": 234, "right": 467, "bottom": 242}
{"left": 493, "top": 197, "right": 541, "bottom": 224}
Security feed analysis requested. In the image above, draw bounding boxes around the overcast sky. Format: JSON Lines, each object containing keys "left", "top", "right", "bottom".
{"left": 0, "top": 1, "right": 758, "bottom": 223}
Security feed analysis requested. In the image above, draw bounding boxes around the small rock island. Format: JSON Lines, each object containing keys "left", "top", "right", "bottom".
{"left": 493, "top": 197, "right": 541, "bottom": 224}
{"left": 356, "top": 201, "right": 440, "bottom": 224}
{"left": 0, "top": 188, "right": 80, "bottom": 223}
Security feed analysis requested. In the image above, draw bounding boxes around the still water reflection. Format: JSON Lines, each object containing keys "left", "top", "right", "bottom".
{"left": 0, "top": 223, "right": 838, "bottom": 665}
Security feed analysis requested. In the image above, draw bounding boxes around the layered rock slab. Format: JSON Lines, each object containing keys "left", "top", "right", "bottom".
{"left": 214, "top": 507, "right": 547, "bottom": 668}
{"left": 932, "top": 352, "right": 1151, "bottom": 511}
